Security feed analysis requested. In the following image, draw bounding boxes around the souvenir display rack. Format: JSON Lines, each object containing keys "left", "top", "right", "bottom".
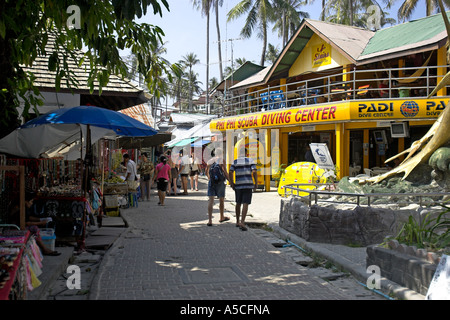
{"left": 0, "top": 229, "right": 43, "bottom": 300}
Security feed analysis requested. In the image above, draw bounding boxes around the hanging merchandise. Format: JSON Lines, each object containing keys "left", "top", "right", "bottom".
{"left": 0, "top": 229, "right": 44, "bottom": 300}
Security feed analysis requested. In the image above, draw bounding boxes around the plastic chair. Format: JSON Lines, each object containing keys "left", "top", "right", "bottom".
{"left": 364, "top": 168, "right": 373, "bottom": 176}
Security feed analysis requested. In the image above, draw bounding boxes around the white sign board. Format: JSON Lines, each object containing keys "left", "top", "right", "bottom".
{"left": 310, "top": 143, "right": 335, "bottom": 170}
{"left": 426, "top": 255, "right": 450, "bottom": 300}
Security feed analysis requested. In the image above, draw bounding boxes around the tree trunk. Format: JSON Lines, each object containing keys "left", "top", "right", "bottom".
{"left": 261, "top": 22, "right": 267, "bottom": 66}
{"left": 206, "top": 11, "right": 210, "bottom": 114}
{"left": 215, "top": 3, "right": 223, "bottom": 82}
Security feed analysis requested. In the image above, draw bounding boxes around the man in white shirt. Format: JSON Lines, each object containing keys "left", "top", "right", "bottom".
{"left": 123, "top": 153, "right": 137, "bottom": 181}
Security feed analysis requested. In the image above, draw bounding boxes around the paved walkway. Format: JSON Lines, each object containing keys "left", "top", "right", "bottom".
{"left": 89, "top": 177, "right": 390, "bottom": 301}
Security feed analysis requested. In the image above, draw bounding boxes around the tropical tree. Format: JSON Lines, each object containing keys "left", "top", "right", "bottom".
{"left": 181, "top": 52, "right": 201, "bottom": 111}
{"left": 323, "top": 0, "right": 395, "bottom": 27}
{"left": 272, "top": 0, "right": 309, "bottom": 47}
{"left": 213, "top": 0, "right": 225, "bottom": 81}
{"left": 265, "top": 43, "right": 280, "bottom": 64}
{"left": 389, "top": 0, "right": 450, "bottom": 22}
{"left": 192, "top": 0, "right": 212, "bottom": 113}
{"left": 224, "top": 57, "right": 248, "bottom": 78}
{"left": 227, "top": 0, "right": 274, "bottom": 66}
{"left": 0, "top": 0, "right": 175, "bottom": 138}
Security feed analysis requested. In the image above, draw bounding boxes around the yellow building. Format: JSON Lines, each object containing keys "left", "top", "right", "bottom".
{"left": 210, "top": 14, "right": 450, "bottom": 191}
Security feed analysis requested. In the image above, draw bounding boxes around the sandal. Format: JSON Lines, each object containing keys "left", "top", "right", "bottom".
{"left": 207, "top": 223, "right": 212, "bottom": 227}
{"left": 219, "top": 217, "right": 230, "bottom": 223}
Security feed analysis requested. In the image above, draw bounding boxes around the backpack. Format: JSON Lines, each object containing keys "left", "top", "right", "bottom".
{"left": 209, "top": 162, "right": 225, "bottom": 184}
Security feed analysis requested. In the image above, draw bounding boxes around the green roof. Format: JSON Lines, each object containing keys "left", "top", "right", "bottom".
{"left": 361, "top": 11, "right": 450, "bottom": 57}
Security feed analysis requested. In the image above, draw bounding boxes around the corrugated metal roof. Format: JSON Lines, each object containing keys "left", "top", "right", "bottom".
{"left": 359, "top": 11, "right": 449, "bottom": 62}
{"left": 229, "top": 66, "right": 272, "bottom": 90}
{"left": 213, "top": 61, "right": 265, "bottom": 91}
{"left": 363, "top": 12, "right": 449, "bottom": 55}
{"left": 307, "top": 19, "right": 374, "bottom": 61}
{"left": 119, "top": 104, "right": 157, "bottom": 130}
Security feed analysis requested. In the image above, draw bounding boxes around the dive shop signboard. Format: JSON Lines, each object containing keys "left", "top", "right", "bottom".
{"left": 350, "top": 98, "right": 449, "bottom": 120}
{"left": 210, "top": 98, "right": 448, "bottom": 131}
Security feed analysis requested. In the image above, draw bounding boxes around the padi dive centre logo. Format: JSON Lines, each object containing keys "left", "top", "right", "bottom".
{"left": 400, "top": 101, "right": 419, "bottom": 118}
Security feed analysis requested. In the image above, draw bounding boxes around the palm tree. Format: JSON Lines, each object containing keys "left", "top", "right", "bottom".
{"left": 224, "top": 57, "right": 248, "bottom": 78}
{"left": 192, "top": 0, "right": 212, "bottom": 113}
{"left": 323, "top": 0, "right": 395, "bottom": 27}
{"left": 272, "top": 0, "right": 309, "bottom": 47}
{"left": 213, "top": 0, "right": 225, "bottom": 81}
{"left": 227, "top": 0, "right": 274, "bottom": 66}
{"left": 265, "top": 43, "right": 280, "bottom": 64}
{"left": 182, "top": 52, "right": 200, "bottom": 111}
{"left": 390, "top": 0, "right": 450, "bottom": 22}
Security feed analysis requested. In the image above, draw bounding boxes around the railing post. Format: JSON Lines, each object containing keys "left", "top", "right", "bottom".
{"left": 353, "top": 68, "right": 356, "bottom": 100}
{"left": 388, "top": 69, "right": 392, "bottom": 99}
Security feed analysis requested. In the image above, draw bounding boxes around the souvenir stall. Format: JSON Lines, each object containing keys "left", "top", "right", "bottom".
{"left": 0, "top": 157, "right": 102, "bottom": 250}
{"left": 101, "top": 144, "right": 139, "bottom": 210}
{"left": 0, "top": 229, "right": 43, "bottom": 300}
{"left": 0, "top": 162, "right": 43, "bottom": 300}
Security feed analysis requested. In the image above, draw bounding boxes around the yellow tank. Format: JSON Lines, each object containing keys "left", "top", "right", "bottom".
{"left": 277, "top": 162, "right": 326, "bottom": 196}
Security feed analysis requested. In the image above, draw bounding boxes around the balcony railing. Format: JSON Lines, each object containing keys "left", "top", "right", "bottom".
{"left": 212, "top": 65, "right": 450, "bottom": 117}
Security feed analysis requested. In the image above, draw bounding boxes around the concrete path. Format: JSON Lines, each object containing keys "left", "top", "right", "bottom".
{"left": 89, "top": 177, "right": 384, "bottom": 301}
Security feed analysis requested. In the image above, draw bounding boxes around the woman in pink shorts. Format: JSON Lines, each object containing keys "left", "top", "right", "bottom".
{"left": 154, "top": 156, "right": 171, "bottom": 206}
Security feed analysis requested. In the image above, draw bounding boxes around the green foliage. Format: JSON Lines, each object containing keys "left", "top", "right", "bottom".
{"left": 394, "top": 209, "right": 450, "bottom": 252}
{"left": 0, "top": 0, "right": 175, "bottom": 137}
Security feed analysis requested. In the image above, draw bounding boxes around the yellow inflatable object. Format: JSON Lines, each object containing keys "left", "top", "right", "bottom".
{"left": 278, "top": 162, "right": 326, "bottom": 196}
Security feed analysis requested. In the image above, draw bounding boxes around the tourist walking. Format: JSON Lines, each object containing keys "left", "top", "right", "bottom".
{"left": 229, "top": 148, "right": 257, "bottom": 231}
{"left": 179, "top": 150, "right": 190, "bottom": 195}
{"left": 165, "top": 150, "right": 178, "bottom": 196}
{"left": 138, "top": 152, "right": 154, "bottom": 201}
{"left": 154, "top": 155, "right": 171, "bottom": 206}
{"left": 189, "top": 152, "right": 200, "bottom": 191}
{"left": 206, "top": 148, "right": 231, "bottom": 226}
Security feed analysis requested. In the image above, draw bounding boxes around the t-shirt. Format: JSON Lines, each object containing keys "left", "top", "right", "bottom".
{"left": 155, "top": 163, "right": 170, "bottom": 180}
{"left": 190, "top": 157, "right": 200, "bottom": 171}
{"left": 126, "top": 160, "right": 137, "bottom": 181}
{"left": 230, "top": 157, "right": 257, "bottom": 189}
{"left": 180, "top": 155, "right": 191, "bottom": 175}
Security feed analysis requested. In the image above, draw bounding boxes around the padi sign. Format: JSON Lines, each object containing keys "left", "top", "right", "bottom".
{"left": 352, "top": 98, "right": 449, "bottom": 120}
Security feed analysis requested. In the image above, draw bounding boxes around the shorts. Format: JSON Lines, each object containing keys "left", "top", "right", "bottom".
{"left": 157, "top": 178, "right": 168, "bottom": 192}
{"left": 207, "top": 180, "right": 226, "bottom": 198}
{"left": 180, "top": 173, "right": 189, "bottom": 178}
{"left": 189, "top": 170, "right": 199, "bottom": 177}
{"left": 235, "top": 189, "right": 253, "bottom": 204}
{"left": 170, "top": 168, "right": 178, "bottom": 178}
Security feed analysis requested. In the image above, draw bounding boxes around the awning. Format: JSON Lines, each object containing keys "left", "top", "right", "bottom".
{"left": 191, "top": 138, "right": 211, "bottom": 147}
{"left": 167, "top": 137, "right": 195, "bottom": 148}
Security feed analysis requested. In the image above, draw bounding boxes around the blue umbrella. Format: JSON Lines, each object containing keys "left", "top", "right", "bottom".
{"left": 21, "top": 105, "right": 157, "bottom": 137}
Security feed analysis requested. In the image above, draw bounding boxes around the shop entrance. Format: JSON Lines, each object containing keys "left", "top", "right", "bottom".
{"left": 287, "top": 131, "right": 333, "bottom": 165}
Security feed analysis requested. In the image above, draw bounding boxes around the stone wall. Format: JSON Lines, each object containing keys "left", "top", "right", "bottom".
{"left": 279, "top": 197, "right": 432, "bottom": 246}
{"left": 366, "top": 245, "right": 437, "bottom": 296}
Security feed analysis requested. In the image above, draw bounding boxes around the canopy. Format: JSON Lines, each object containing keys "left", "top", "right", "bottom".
{"left": 0, "top": 105, "right": 158, "bottom": 159}
{"left": 164, "top": 122, "right": 212, "bottom": 147}
{"left": 191, "top": 138, "right": 211, "bottom": 147}
{"left": 21, "top": 105, "right": 158, "bottom": 137}
{"left": 0, "top": 124, "right": 115, "bottom": 159}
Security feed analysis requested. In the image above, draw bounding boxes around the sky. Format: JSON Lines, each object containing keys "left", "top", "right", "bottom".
{"left": 135, "top": 0, "right": 428, "bottom": 104}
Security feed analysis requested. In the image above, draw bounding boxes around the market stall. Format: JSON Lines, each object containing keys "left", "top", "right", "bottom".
{"left": 0, "top": 229, "right": 43, "bottom": 300}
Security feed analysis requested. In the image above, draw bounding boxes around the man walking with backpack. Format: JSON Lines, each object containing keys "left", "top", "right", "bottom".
{"left": 206, "top": 148, "right": 231, "bottom": 226}
{"left": 229, "top": 148, "right": 257, "bottom": 231}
